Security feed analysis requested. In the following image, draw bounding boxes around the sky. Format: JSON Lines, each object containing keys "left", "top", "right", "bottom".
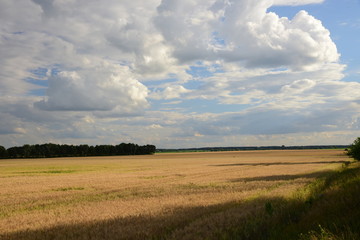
{"left": 1, "top": 0, "right": 360, "bottom": 149}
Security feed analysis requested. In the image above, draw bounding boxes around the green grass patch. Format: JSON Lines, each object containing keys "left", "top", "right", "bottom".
{"left": 0, "top": 164, "right": 136, "bottom": 177}
{"left": 217, "top": 161, "right": 360, "bottom": 240}
{"left": 177, "top": 182, "right": 229, "bottom": 191}
{"left": 16, "top": 170, "right": 77, "bottom": 174}
{"left": 139, "top": 175, "right": 167, "bottom": 180}
{"left": 53, "top": 187, "right": 85, "bottom": 192}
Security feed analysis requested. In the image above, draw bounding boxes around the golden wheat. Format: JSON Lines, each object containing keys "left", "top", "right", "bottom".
{"left": 0, "top": 150, "right": 349, "bottom": 239}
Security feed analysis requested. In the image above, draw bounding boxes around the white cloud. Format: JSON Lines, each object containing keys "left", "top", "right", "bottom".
{"left": 0, "top": 31, "right": 75, "bottom": 95}
{"left": 155, "top": 0, "right": 339, "bottom": 71}
{"left": 281, "top": 79, "right": 316, "bottom": 93}
{"left": 35, "top": 63, "right": 149, "bottom": 113}
{"left": 151, "top": 85, "right": 191, "bottom": 100}
{"left": 146, "top": 124, "right": 163, "bottom": 129}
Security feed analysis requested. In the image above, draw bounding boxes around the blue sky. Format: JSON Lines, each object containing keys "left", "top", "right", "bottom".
{"left": 1, "top": 0, "right": 360, "bottom": 148}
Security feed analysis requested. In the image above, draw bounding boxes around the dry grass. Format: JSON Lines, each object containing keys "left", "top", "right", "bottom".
{"left": 0, "top": 149, "right": 350, "bottom": 239}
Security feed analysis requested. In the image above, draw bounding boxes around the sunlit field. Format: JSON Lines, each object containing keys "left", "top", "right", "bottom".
{"left": 0, "top": 150, "right": 353, "bottom": 239}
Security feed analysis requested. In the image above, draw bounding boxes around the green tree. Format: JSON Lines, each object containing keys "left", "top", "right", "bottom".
{"left": 78, "top": 144, "right": 89, "bottom": 156}
{"left": 347, "top": 137, "right": 360, "bottom": 161}
{"left": 0, "top": 145, "right": 7, "bottom": 158}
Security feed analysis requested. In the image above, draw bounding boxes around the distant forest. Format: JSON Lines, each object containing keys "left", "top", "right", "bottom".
{"left": 0, "top": 143, "right": 156, "bottom": 159}
{"left": 157, "top": 145, "right": 349, "bottom": 153}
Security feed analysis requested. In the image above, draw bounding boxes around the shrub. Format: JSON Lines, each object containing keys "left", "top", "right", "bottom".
{"left": 347, "top": 137, "right": 360, "bottom": 161}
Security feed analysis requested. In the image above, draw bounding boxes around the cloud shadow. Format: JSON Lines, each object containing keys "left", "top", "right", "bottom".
{"left": 229, "top": 170, "right": 333, "bottom": 183}
{"left": 210, "top": 160, "right": 350, "bottom": 167}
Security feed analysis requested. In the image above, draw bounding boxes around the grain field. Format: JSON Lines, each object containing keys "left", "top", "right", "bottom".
{"left": 0, "top": 149, "right": 350, "bottom": 239}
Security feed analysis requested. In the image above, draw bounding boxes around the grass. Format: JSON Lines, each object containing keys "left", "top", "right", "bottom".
{"left": 0, "top": 149, "right": 356, "bottom": 239}
{"left": 16, "top": 170, "right": 78, "bottom": 175}
{"left": 212, "top": 161, "right": 360, "bottom": 240}
{"left": 53, "top": 187, "right": 85, "bottom": 192}
{"left": 290, "top": 162, "right": 360, "bottom": 239}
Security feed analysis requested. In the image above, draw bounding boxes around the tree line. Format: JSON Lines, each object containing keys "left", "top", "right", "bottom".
{"left": 0, "top": 143, "right": 156, "bottom": 159}
{"left": 157, "top": 145, "right": 350, "bottom": 153}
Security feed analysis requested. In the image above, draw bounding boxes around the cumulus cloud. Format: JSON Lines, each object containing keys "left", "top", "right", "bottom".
{"left": 35, "top": 63, "right": 149, "bottom": 113}
{"left": 0, "top": 31, "right": 74, "bottom": 95}
{"left": 151, "top": 85, "right": 191, "bottom": 100}
{"left": 155, "top": 0, "right": 339, "bottom": 71}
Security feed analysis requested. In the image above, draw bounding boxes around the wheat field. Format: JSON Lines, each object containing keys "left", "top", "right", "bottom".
{"left": 0, "top": 149, "right": 349, "bottom": 239}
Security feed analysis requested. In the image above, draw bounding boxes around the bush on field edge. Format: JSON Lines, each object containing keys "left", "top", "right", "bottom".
{"left": 347, "top": 137, "right": 360, "bottom": 161}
